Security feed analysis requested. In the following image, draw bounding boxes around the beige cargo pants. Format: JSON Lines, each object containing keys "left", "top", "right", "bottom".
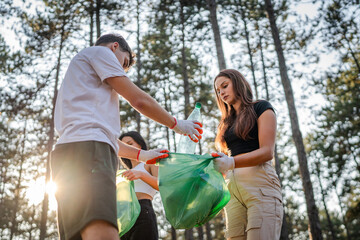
{"left": 224, "top": 161, "right": 283, "bottom": 240}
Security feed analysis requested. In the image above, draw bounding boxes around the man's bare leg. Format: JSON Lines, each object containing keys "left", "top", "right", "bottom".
{"left": 81, "top": 220, "right": 119, "bottom": 240}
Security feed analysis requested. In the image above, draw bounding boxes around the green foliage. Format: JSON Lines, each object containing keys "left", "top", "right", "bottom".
{"left": 0, "top": 36, "right": 25, "bottom": 74}
{"left": 283, "top": 196, "right": 309, "bottom": 239}
{"left": 311, "top": 61, "right": 360, "bottom": 179}
{"left": 346, "top": 192, "right": 360, "bottom": 236}
{"left": 2, "top": 0, "right": 359, "bottom": 239}
{"left": 307, "top": 3, "right": 360, "bottom": 236}
{"left": 318, "top": 0, "right": 360, "bottom": 74}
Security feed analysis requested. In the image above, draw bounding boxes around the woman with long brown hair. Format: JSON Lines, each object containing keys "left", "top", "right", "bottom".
{"left": 211, "top": 69, "right": 283, "bottom": 239}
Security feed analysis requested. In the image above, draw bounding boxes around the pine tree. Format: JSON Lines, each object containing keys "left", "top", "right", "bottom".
{"left": 264, "top": 0, "right": 323, "bottom": 239}
{"left": 309, "top": 54, "right": 359, "bottom": 240}
{"left": 20, "top": 0, "right": 83, "bottom": 238}
{"left": 206, "top": 0, "right": 227, "bottom": 70}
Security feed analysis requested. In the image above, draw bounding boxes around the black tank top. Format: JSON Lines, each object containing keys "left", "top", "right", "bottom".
{"left": 224, "top": 100, "right": 274, "bottom": 156}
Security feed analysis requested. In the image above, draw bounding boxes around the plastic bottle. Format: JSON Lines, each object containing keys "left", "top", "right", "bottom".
{"left": 177, "top": 102, "right": 202, "bottom": 154}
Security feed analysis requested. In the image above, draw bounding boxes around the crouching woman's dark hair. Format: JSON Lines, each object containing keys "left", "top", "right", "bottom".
{"left": 119, "top": 131, "right": 148, "bottom": 169}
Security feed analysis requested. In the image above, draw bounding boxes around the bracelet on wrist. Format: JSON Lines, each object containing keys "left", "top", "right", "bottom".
{"left": 169, "top": 117, "right": 177, "bottom": 129}
{"left": 136, "top": 149, "right": 141, "bottom": 161}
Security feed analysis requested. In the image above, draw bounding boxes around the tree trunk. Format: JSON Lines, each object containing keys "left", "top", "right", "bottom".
{"left": 171, "top": 226, "right": 177, "bottom": 240}
{"left": 180, "top": 0, "right": 190, "bottom": 118}
{"left": 89, "top": 0, "right": 94, "bottom": 46}
{"left": 237, "top": 0, "right": 258, "bottom": 99}
{"left": 333, "top": 184, "right": 352, "bottom": 240}
{"left": 264, "top": 0, "right": 323, "bottom": 239}
{"left": 9, "top": 121, "right": 27, "bottom": 240}
{"left": 163, "top": 87, "right": 171, "bottom": 149}
{"left": 28, "top": 205, "right": 37, "bottom": 240}
{"left": 274, "top": 147, "right": 290, "bottom": 240}
{"left": 259, "top": 33, "right": 269, "bottom": 100}
{"left": 0, "top": 160, "right": 9, "bottom": 216}
{"left": 343, "top": 127, "right": 360, "bottom": 171}
{"left": 96, "top": 0, "right": 101, "bottom": 38}
{"left": 0, "top": 162, "right": 8, "bottom": 240}
{"left": 197, "top": 225, "right": 204, "bottom": 240}
{"left": 168, "top": 86, "right": 177, "bottom": 152}
{"left": 343, "top": 34, "right": 360, "bottom": 74}
{"left": 135, "top": 0, "right": 142, "bottom": 132}
{"left": 199, "top": 140, "right": 202, "bottom": 155}
{"left": 315, "top": 164, "right": 336, "bottom": 240}
{"left": 185, "top": 228, "right": 194, "bottom": 240}
{"left": 206, "top": 0, "right": 226, "bottom": 70}
{"left": 146, "top": 118, "right": 151, "bottom": 147}
{"left": 39, "top": 28, "right": 64, "bottom": 240}
{"left": 260, "top": 31, "right": 289, "bottom": 240}
{"left": 205, "top": 222, "right": 212, "bottom": 240}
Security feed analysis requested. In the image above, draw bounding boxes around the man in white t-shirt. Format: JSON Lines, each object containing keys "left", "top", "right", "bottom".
{"left": 51, "top": 33, "right": 202, "bottom": 240}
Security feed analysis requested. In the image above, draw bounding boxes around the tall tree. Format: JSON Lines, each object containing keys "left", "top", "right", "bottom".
{"left": 89, "top": 0, "right": 94, "bottom": 45}
{"left": 235, "top": 0, "right": 259, "bottom": 98}
{"left": 134, "top": 0, "right": 143, "bottom": 132}
{"left": 257, "top": 27, "right": 290, "bottom": 240}
{"left": 318, "top": 0, "right": 360, "bottom": 74}
{"left": 309, "top": 50, "right": 360, "bottom": 239}
{"left": 21, "top": 0, "right": 82, "bottom": 238}
{"left": 206, "top": 0, "right": 226, "bottom": 70}
{"left": 222, "top": 0, "right": 261, "bottom": 98}
{"left": 264, "top": 0, "right": 323, "bottom": 239}
{"left": 179, "top": 0, "right": 191, "bottom": 118}
{"left": 9, "top": 120, "right": 27, "bottom": 240}
{"left": 137, "top": 1, "right": 215, "bottom": 238}
{"left": 313, "top": 157, "right": 336, "bottom": 240}
{"left": 95, "top": 0, "right": 101, "bottom": 37}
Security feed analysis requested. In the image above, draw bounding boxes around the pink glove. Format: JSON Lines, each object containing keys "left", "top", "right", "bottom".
{"left": 170, "top": 117, "right": 203, "bottom": 142}
{"left": 211, "top": 152, "right": 235, "bottom": 173}
{"left": 137, "top": 149, "right": 169, "bottom": 164}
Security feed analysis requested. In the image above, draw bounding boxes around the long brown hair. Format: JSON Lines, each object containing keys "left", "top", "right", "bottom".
{"left": 214, "top": 69, "right": 257, "bottom": 153}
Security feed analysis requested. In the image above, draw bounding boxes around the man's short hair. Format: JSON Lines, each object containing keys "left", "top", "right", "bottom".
{"left": 95, "top": 33, "right": 136, "bottom": 70}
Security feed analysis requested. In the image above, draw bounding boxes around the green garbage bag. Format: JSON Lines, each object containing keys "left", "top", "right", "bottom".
{"left": 116, "top": 170, "right": 141, "bottom": 237}
{"left": 158, "top": 153, "right": 230, "bottom": 229}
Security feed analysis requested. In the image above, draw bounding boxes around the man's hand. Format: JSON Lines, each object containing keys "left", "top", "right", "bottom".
{"left": 211, "top": 152, "right": 235, "bottom": 173}
{"left": 171, "top": 118, "right": 203, "bottom": 142}
{"left": 138, "top": 149, "right": 169, "bottom": 164}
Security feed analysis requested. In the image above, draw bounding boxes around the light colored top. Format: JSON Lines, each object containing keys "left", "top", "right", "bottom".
{"left": 54, "top": 46, "right": 128, "bottom": 153}
{"left": 133, "top": 163, "right": 157, "bottom": 198}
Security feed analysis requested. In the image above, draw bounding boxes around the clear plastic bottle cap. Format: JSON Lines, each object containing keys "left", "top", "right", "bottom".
{"left": 195, "top": 102, "right": 201, "bottom": 109}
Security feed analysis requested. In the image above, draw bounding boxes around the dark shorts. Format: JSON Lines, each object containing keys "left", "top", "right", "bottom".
{"left": 121, "top": 199, "right": 158, "bottom": 240}
{"left": 50, "top": 141, "right": 119, "bottom": 240}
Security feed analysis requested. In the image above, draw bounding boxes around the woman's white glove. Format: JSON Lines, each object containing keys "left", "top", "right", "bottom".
{"left": 170, "top": 117, "right": 203, "bottom": 142}
{"left": 138, "top": 149, "right": 169, "bottom": 164}
{"left": 211, "top": 152, "right": 235, "bottom": 173}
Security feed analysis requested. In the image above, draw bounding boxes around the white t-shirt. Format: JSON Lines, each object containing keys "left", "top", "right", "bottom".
{"left": 54, "top": 46, "right": 128, "bottom": 153}
{"left": 133, "top": 163, "right": 157, "bottom": 198}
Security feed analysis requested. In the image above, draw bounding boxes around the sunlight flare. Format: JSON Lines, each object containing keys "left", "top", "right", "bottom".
{"left": 25, "top": 178, "right": 58, "bottom": 211}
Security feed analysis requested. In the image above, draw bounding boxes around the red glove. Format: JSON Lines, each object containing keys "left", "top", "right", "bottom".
{"left": 170, "top": 117, "right": 203, "bottom": 142}
{"left": 137, "top": 149, "right": 169, "bottom": 164}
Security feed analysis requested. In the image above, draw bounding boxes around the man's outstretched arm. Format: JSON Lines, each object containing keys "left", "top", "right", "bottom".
{"left": 106, "top": 76, "right": 203, "bottom": 141}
